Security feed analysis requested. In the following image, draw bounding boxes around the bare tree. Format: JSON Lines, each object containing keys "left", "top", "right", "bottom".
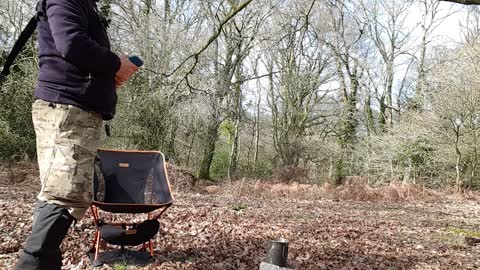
{"left": 264, "top": 0, "right": 333, "bottom": 169}
{"left": 414, "top": 0, "right": 453, "bottom": 109}
{"left": 360, "top": 0, "right": 413, "bottom": 128}
{"left": 429, "top": 43, "right": 480, "bottom": 190}
{"left": 197, "top": 0, "right": 268, "bottom": 179}
{"left": 314, "top": 0, "right": 367, "bottom": 183}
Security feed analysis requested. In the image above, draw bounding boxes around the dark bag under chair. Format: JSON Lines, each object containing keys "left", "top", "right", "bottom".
{"left": 89, "top": 149, "right": 173, "bottom": 268}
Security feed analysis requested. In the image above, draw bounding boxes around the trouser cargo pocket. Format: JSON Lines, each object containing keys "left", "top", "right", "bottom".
{"left": 42, "top": 143, "right": 95, "bottom": 206}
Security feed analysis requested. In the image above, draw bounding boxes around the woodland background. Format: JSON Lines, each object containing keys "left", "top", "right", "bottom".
{"left": 2, "top": 0, "right": 480, "bottom": 190}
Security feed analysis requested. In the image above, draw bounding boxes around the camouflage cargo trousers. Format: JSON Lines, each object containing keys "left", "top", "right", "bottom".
{"left": 32, "top": 99, "right": 102, "bottom": 221}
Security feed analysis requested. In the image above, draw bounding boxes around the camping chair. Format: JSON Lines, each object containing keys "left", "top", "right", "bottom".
{"left": 89, "top": 149, "right": 173, "bottom": 267}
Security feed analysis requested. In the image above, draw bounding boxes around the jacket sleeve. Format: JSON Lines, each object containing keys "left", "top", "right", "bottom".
{"left": 46, "top": 0, "right": 120, "bottom": 75}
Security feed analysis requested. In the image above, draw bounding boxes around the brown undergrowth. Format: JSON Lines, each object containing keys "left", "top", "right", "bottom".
{"left": 1, "top": 162, "right": 478, "bottom": 203}
{"left": 195, "top": 180, "right": 480, "bottom": 203}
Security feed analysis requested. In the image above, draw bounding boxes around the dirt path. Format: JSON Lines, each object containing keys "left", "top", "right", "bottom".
{"left": 1, "top": 180, "right": 480, "bottom": 269}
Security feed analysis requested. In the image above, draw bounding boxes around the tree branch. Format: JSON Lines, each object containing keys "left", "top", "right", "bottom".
{"left": 166, "top": 0, "right": 254, "bottom": 78}
{"left": 231, "top": 71, "right": 279, "bottom": 85}
{"left": 439, "top": 0, "right": 480, "bottom": 5}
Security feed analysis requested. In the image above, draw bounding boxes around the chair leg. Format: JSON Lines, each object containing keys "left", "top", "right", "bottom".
{"left": 148, "top": 240, "right": 154, "bottom": 257}
{"left": 91, "top": 231, "right": 99, "bottom": 249}
{"left": 147, "top": 212, "right": 154, "bottom": 257}
{"left": 91, "top": 206, "right": 98, "bottom": 223}
{"left": 92, "top": 231, "right": 103, "bottom": 268}
{"left": 94, "top": 231, "right": 101, "bottom": 260}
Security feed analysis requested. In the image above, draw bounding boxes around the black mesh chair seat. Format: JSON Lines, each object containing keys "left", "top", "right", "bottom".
{"left": 92, "top": 202, "right": 169, "bottom": 214}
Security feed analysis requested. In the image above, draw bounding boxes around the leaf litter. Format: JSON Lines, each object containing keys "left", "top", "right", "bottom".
{"left": 1, "top": 173, "right": 480, "bottom": 269}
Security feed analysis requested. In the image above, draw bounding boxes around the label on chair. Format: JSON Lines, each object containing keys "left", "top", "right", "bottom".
{"left": 119, "top": 163, "right": 130, "bottom": 168}
{"left": 126, "top": 229, "right": 137, "bottom": 235}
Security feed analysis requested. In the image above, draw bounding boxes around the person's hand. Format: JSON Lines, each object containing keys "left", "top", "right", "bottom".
{"left": 115, "top": 55, "right": 139, "bottom": 88}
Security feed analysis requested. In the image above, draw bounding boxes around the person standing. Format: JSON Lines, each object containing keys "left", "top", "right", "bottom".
{"left": 15, "top": 0, "right": 139, "bottom": 269}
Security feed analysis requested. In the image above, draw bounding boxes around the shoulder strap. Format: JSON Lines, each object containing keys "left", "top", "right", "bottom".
{"left": 0, "top": 0, "right": 47, "bottom": 87}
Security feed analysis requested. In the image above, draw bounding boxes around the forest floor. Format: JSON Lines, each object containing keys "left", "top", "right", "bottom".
{"left": 1, "top": 165, "right": 480, "bottom": 269}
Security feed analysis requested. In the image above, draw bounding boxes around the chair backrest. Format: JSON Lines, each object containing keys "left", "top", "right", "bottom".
{"left": 94, "top": 149, "right": 173, "bottom": 206}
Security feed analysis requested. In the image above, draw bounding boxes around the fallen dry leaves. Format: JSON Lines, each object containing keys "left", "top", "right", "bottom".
{"left": 1, "top": 167, "right": 480, "bottom": 269}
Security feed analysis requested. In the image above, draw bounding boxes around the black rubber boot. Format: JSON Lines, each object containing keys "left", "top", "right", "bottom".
{"left": 15, "top": 202, "right": 75, "bottom": 270}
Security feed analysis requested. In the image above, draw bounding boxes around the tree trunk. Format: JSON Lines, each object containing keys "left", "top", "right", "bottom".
{"left": 144, "top": 0, "right": 153, "bottom": 15}
{"left": 472, "top": 130, "right": 478, "bottom": 182}
{"left": 198, "top": 121, "right": 219, "bottom": 180}
{"left": 228, "top": 73, "right": 242, "bottom": 180}
{"left": 228, "top": 119, "right": 240, "bottom": 180}
{"left": 456, "top": 153, "right": 462, "bottom": 191}
{"left": 453, "top": 125, "right": 462, "bottom": 191}
{"left": 164, "top": 0, "right": 171, "bottom": 23}
{"left": 167, "top": 120, "right": 177, "bottom": 162}
{"left": 414, "top": 25, "right": 427, "bottom": 110}
{"left": 379, "top": 95, "right": 387, "bottom": 132}
{"left": 328, "top": 156, "right": 334, "bottom": 179}
{"left": 386, "top": 62, "right": 395, "bottom": 127}
{"left": 252, "top": 91, "right": 261, "bottom": 173}
{"left": 334, "top": 157, "right": 344, "bottom": 185}
{"left": 365, "top": 95, "right": 375, "bottom": 135}
{"left": 338, "top": 73, "right": 358, "bottom": 147}
{"left": 185, "top": 129, "right": 197, "bottom": 167}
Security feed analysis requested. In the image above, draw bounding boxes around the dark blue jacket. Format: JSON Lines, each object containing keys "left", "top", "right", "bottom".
{"left": 35, "top": 0, "right": 120, "bottom": 120}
